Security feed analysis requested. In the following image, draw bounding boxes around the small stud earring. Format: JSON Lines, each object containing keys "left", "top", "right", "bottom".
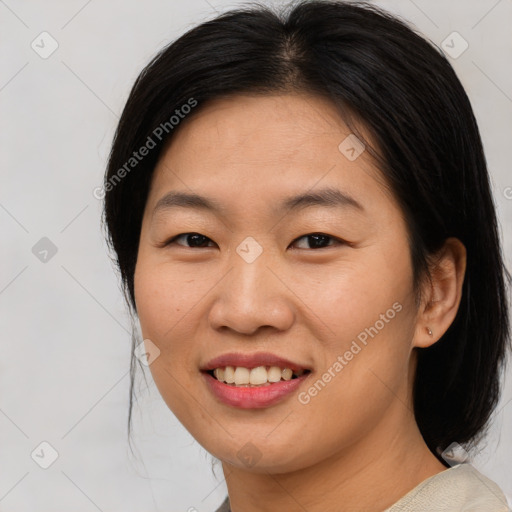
{"left": 427, "top": 327, "right": 433, "bottom": 336}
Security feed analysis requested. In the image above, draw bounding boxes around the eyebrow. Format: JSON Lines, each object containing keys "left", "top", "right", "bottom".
{"left": 152, "top": 186, "right": 365, "bottom": 220}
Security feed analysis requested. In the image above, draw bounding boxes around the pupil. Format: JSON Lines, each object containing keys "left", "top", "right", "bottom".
{"left": 188, "top": 234, "right": 209, "bottom": 247}
{"left": 309, "top": 234, "right": 329, "bottom": 249}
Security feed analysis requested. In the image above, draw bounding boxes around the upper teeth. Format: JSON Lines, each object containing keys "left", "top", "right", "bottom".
{"left": 213, "top": 366, "right": 305, "bottom": 385}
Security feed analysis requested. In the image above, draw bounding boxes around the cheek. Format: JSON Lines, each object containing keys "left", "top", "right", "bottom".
{"left": 134, "top": 259, "right": 199, "bottom": 341}
{"left": 296, "top": 242, "right": 417, "bottom": 402}
{"left": 133, "top": 260, "right": 202, "bottom": 419}
{"left": 298, "top": 249, "right": 414, "bottom": 347}
{"left": 134, "top": 265, "right": 171, "bottom": 340}
{"left": 133, "top": 262, "right": 193, "bottom": 389}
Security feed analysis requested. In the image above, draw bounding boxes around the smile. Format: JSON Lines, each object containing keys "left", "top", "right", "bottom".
{"left": 209, "top": 365, "right": 308, "bottom": 386}
{"left": 202, "top": 369, "right": 312, "bottom": 409}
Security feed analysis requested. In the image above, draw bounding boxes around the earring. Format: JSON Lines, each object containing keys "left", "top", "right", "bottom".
{"left": 427, "top": 327, "right": 433, "bottom": 336}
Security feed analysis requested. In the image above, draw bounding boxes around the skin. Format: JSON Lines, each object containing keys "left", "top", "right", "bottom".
{"left": 134, "top": 93, "right": 467, "bottom": 512}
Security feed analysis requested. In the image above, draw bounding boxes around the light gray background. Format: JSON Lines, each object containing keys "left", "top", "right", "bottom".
{"left": 1, "top": 0, "right": 511, "bottom": 510}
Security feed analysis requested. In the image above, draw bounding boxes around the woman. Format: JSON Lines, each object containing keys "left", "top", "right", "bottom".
{"left": 102, "top": 1, "right": 511, "bottom": 510}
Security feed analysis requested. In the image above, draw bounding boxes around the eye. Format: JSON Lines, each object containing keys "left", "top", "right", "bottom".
{"left": 164, "top": 232, "right": 344, "bottom": 250}
{"left": 290, "top": 233, "right": 344, "bottom": 250}
{"left": 165, "top": 233, "right": 215, "bottom": 248}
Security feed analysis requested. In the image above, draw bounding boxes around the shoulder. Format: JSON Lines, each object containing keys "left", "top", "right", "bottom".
{"left": 384, "top": 463, "right": 511, "bottom": 512}
{"left": 212, "top": 464, "right": 510, "bottom": 512}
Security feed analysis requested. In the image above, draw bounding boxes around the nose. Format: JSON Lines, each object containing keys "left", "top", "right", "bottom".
{"left": 207, "top": 247, "right": 295, "bottom": 336}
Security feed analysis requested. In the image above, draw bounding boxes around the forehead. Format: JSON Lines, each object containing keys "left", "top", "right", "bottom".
{"left": 163, "top": 93, "right": 357, "bottom": 163}
{"left": 147, "top": 93, "right": 393, "bottom": 216}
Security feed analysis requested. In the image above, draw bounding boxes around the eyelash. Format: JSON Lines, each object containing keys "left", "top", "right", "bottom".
{"left": 163, "top": 232, "right": 346, "bottom": 250}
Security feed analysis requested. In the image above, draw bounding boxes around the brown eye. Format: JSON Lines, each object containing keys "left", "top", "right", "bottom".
{"left": 165, "top": 233, "right": 215, "bottom": 248}
{"left": 163, "top": 232, "right": 345, "bottom": 250}
{"left": 291, "top": 233, "right": 344, "bottom": 250}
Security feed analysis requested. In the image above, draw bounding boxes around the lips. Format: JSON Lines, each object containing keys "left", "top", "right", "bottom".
{"left": 200, "top": 352, "right": 313, "bottom": 408}
{"left": 202, "top": 370, "right": 311, "bottom": 408}
{"left": 200, "top": 351, "right": 312, "bottom": 373}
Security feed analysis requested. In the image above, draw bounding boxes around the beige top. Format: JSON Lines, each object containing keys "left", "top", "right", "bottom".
{"left": 214, "top": 463, "right": 510, "bottom": 512}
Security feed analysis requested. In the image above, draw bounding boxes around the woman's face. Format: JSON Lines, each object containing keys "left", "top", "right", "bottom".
{"left": 134, "top": 93, "right": 423, "bottom": 473}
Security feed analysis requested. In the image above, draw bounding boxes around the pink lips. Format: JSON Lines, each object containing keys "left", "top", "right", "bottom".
{"left": 200, "top": 351, "right": 313, "bottom": 409}
{"left": 202, "top": 371, "right": 311, "bottom": 409}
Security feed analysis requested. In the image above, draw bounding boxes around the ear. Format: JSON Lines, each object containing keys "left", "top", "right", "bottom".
{"left": 413, "top": 237, "right": 467, "bottom": 348}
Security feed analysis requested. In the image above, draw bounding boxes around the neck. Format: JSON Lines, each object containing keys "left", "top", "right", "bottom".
{"left": 220, "top": 402, "right": 447, "bottom": 512}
